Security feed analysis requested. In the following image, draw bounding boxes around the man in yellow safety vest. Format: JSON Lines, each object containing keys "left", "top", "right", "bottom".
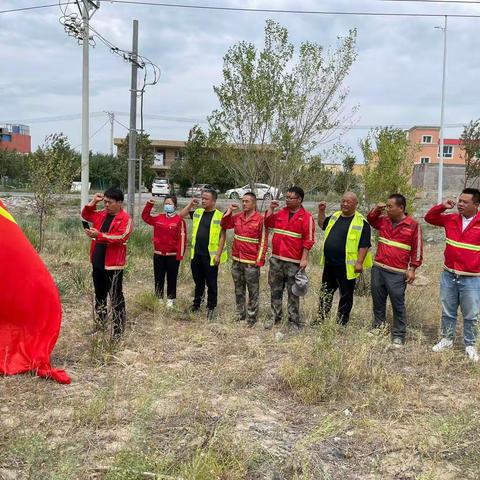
{"left": 317, "top": 191, "right": 372, "bottom": 325}
{"left": 180, "top": 189, "right": 227, "bottom": 321}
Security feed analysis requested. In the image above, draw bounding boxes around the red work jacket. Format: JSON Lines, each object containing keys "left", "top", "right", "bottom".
{"left": 141, "top": 203, "right": 187, "bottom": 260}
{"left": 367, "top": 209, "right": 423, "bottom": 273}
{"left": 425, "top": 204, "right": 480, "bottom": 275}
{"left": 264, "top": 206, "right": 315, "bottom": 263}
{"left": 221, "top": 210, "right": 268, "bottom": 266}
{"left": 81, "top": 205, "right": 133, "bottom": 270}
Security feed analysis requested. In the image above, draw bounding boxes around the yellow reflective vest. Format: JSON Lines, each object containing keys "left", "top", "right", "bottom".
{"left": 191, "top": 208, "right": 228, "bottom": 266}
{"left": 320, "top": 210, "right": 373, "bottom": 280}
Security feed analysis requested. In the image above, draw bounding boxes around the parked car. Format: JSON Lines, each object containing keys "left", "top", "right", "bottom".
{"left": 225, "top": 183, "right": 282, "bottom": 201}
{"left": 70, "top": 181, "right": 91, "bottom": 193}
{"left": 185, "top": 184, "right": 220, "bottom": 197}
{"left": 151, "top": 178, "right": 173, "bottom": 197}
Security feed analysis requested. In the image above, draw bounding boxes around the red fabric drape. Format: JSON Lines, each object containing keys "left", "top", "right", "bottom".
{"left": 0, "top": 199, "right": 70, "bottom": 384}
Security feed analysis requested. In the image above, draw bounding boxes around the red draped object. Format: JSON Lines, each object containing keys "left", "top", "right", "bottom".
{"left": 0, "top": 199, "right": 70, "bottom": 384}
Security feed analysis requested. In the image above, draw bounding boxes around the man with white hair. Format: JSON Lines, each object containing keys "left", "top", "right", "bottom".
{"left": 317, "top": 192, "right": 372, "bottom": 325}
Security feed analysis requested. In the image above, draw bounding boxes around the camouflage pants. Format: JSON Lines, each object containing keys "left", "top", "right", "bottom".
{"left": 231, "top": 261, "right": 260, "bottom": 324}
{"left": 268, "top": 257, "right": 302, "bottom": 326}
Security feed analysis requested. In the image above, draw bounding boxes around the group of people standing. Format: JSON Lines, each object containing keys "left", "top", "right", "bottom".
{"left": 81, "top": 185, "right": 480, "bottom": 362}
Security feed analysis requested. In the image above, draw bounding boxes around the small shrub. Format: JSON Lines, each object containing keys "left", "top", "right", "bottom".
{"left": 132, "top": 291, "right": 160, "bottom": 314}
{"left": 279, "top": 318, "right": 404, "bottom": 404}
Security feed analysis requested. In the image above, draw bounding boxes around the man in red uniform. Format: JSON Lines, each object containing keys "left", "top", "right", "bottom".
{"left": 221, "top": 192, "right": 268, "bottom": 326}
{"left": 367, "top": 194, "right": 423, "bottom": 346}
{"left": 264, "top": 186, "right": 315, "bottom": 329}
{"left": 425, "top": 188, "right": 480, "bottom": 362}
{"left": 82, "top": 187, "right": 133, "bottom": 339}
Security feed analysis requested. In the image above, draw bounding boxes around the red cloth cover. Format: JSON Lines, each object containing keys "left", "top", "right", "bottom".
{"left": 0, "top": 199, "right": 70, "bottom": 384}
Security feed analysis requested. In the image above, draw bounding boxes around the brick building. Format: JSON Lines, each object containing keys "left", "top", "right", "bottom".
{"left": 0, "top": 124, "right": 31, "bottom": 154}
{"left": 407, "top": 126, "right": 463, "bottom": 165}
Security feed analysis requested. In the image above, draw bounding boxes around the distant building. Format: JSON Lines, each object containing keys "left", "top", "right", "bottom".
{"left": 407, "top": 126, "right": 463, "bottom": 165}
{"left": 322, "top": 163, "right": 365, "bottom": 176}
{"left": 407, "top": 126, "right": 480, "bottom": 196}
{"left": 0, "top": 124, "right": 31, "bottom": 154}
{"left": 114, "top": 138, "right": 185, "bottom": 178}
{"left": 322, "top": 163, "right": 342, "bottom": 174}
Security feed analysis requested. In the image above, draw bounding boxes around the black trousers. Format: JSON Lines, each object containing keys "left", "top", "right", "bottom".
{"left": 191, "top": 255, "right": 218, "bottom": 310}
{"left": 371, "top": 265, "right": 407, "bottom": 340}
{"left": 319, "top": 263, "right": 356, "bottom": 325}
{"left": 153, "top": 254, "right": 180, "bottom": 299}
{"left": 92, "top": 268, "right": 126, "bottom": 336}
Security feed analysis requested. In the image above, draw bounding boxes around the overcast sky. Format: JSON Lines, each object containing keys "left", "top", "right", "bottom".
{"left": 1, "top": 0, "right": 480, "bottom": 161}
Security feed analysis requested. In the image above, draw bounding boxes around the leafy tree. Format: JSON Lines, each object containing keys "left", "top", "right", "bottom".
{"left": 361, "top": 127, "right": 417, "bottom": 211}
{"left": 334, "top": 153, "right": 360, "bottom": 194}
{"left": 460, "top": 119, "right": 480, "bottom": 188}
{"left": 28, "top": 133, "right": 79, "bottom": 251}
{"left": 169, "top": 125, "right": 235, "bottom": 194}
{"left": 0, "top": 149, "right": 29, "bottom": 188}
{"left": 281, "top": 153, "right": 334, "bottom": 197}
{"left": 209, "top": 20, "right": 357, "bottom": 196}
{"left": 170, "top": 125, "right": 210, "bottom": 192}
{"left": 89, "top": 153, "right": 125, "bottom": 190}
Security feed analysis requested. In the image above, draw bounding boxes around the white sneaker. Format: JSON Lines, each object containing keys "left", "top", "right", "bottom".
{"left": 465, "top": 346, "right": 479, "bottom": 362}
{"left": 432, "top": 338, "right": 453, "bottom": 352}
{"left": 166, "top": 299, "right": 174, "bottom": 308}
{"left": 392, "top": 337, "right": 404, "bottom": 348}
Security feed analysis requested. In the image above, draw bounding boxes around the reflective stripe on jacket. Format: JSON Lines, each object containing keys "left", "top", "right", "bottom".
{"left": 320, "top": 210, "right": 373, "bottom": 280}
{"left": 81, "top": 205, "right": 133, "bottom": 270}
{"left": 220, "top": 210, "right": 268, "bottom": 266}
{"left": 425, "top": 204, "right": 480, "bottom": 275}
{"left": 141, "top": 203, "right": 187, "bottom": 260}
{"left": 191, "top": 208, "right": 228, "bottom": 266}
{"left": 367, "top": 208, "right": 423, "bottom": 273}
{"left": 264, "top": 206, "right": 315, "bottom": 263}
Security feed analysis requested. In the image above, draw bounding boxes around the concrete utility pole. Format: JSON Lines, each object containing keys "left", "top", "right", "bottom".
{"left": 79, "top": 0, "right": 99, "bottom": 209}
{"left": 437, "top": 16, "right": 448, "bottom": 204}
{"left": 127, "top": 20, "right": 139, "bottom": 218}
{"left": 106, "top": 111, "right": 115, "bottom": 156}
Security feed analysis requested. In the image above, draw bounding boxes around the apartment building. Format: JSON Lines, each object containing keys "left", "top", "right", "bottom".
{"left": 407, "top": 126, "right": 463, "bottom": 165}
{"left": 0, "top": 124, "right": 31, "bottom": 154}
{"left": 114, "top": 138, "right": 185, "bottom": 178}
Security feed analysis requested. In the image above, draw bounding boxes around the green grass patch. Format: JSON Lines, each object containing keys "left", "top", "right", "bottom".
{"left": 279, "top": 318, "right": 404, "bottom": 404}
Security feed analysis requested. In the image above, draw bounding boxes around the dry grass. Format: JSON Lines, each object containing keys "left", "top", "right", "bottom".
{"left": 2, "top": 203, "right": 480, "bottom": 479}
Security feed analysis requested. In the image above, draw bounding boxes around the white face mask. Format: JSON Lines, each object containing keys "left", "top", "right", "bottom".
{"left": 164, "top": 204, "right": 175, "bottom": 214}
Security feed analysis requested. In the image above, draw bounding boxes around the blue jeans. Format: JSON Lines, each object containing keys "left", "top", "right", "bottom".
{"left": 440, "top": 270, "right": 480, "bottom": 346}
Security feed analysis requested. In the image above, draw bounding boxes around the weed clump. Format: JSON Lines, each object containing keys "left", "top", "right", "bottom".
{"left": 279, "top": 318, "right": 404, "bottom": 404}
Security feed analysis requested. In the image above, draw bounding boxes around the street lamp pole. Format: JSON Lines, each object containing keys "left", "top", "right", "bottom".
{"left": 437, "top": 15, "right": 448, "bottom": 204}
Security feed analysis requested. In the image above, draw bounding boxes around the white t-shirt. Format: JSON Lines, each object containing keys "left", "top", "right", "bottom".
{"left": 462, "top": 215, "right": 475, "bottom": 232}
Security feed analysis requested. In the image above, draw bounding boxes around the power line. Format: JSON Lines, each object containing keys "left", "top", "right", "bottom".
{"left": 95, "top": 0, "right": 480, "bottom": 18}
{"left": 0, "top": 112, "right": 105, "bottom": 124}
{"left": 3, "top": 0, "right": 480, "bottom": 16}
{"left": 72, "top": 117, "right": 110, "bottom": 149}
{"left": 1, "top": 111, "right": 467, "bottom": 130}
{"left": 113, "top": 117, "right": 130, "bottom": 131}
{"left": 0, "top": 2, "right": 70, "bottom": 14}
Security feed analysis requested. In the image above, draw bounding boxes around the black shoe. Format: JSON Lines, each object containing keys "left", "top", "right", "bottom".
{"left": 206, "top": 309, "right": 216, "bottom": 322}
{"left": 246, "top": 320, "right": 256, "bottom": 328}
{"left": 190, "top": 305, "right": 200, "bottom": 313}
